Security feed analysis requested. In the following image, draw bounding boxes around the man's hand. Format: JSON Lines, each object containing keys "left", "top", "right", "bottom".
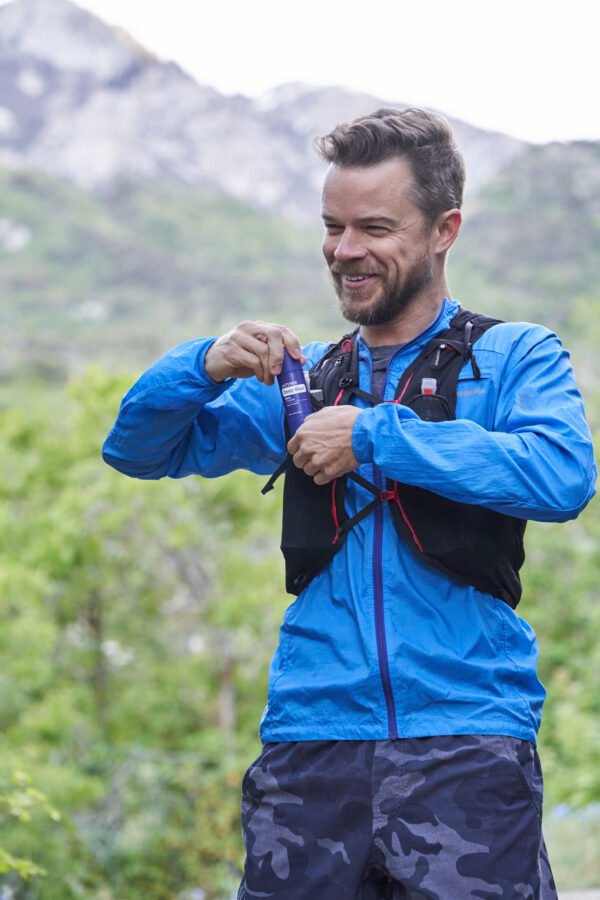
{"left": 288, "top": 406, "right": 362, "bottom": 485}
{"left": 205, "top": 320, "right": 305, "bottom": 386}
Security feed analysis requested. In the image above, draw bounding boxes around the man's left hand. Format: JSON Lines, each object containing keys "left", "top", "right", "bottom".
{"left": 288, "top": 406, "right": 361, "bottom": 485}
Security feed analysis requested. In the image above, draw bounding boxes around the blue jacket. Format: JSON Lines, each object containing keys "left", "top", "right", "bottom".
{"left": 103, "top": 298, "right": 597, "bottom": 745}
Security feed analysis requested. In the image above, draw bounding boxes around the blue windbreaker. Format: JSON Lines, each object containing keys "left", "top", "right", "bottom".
{"left": 103, "top": 299, "right": 597, "bottom": 745}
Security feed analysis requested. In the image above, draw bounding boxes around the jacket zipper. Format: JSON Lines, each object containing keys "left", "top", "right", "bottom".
{"left": 363, "top": 351, "right": 398, "bottom": 740}
{"left": 373, "top": 465, "right": 398, "bottom": 739}
{"left": 364, "top": 301, "right": 449, "bottom": 740}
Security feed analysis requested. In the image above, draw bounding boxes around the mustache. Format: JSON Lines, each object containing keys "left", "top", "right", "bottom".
{"left": 330, "top": 264, "right": 382, "bottom": 276}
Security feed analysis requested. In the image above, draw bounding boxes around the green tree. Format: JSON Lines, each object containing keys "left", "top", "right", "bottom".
{"left": 0, "top": 369, "right": 598, "bottom": 896}
{"left": 0, "top": 369, "right": 287, "bottom": 898}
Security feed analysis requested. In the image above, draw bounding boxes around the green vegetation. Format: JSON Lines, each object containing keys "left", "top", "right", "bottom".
{"left": 1, "top": 141, "right": 599, "bottom": 894}
{"left": 0, "top": 369, "right": 598, "bottom": 897}
{"left": 0, "top": 370, "right": 287, "bottom": 897}
{"left": 0, "top": 771, "right": 60, "bottom": 880}
{"left": 3, "top": 140, "right": 600, "bottom": 389}
{"left": 452, "top": 141, "right": 600, "bottom": 393}
{"left": 0, "top": 168, "right": 334, "bottom": 382}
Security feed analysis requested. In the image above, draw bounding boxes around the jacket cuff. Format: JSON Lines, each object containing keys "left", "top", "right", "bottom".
{"left": 352, "top": 403, "right": 420, "bottom": 465}
{"left": 352, "top": 408, "right": 377, "bottom": 463}
{"left": 196, "top": 338, "right": 236, "bottom": 390}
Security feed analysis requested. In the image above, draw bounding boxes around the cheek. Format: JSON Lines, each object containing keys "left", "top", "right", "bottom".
{"left": 322, "top": 237, "right": 335, "bottom": 262}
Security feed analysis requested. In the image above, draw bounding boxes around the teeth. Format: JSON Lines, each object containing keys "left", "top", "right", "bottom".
{"left": 345, "top": 275, "right": 371, "bottom": 281}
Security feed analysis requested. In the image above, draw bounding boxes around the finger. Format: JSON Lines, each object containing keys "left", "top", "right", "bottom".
{"left": 301, "top": 460, "right": 321, "bottom": 477}
{"left": 291, "top": 448, "right": 314, "bottom": 470}
{"left": 247, "top": 327, "right": 280, "bottom": 385}
{"left": 265, "top": 332, "right": 286, "bottom": 380}
{"left": 235, "top": 333, "right": 274, "bottom": 383}
{"left": 258, "top": 329, "right": 300, "bottom": 383}
{"left": 215, "top": 335, "right": 268, "bottom": 381}
{"left": 313, "top": 470, "right": 334, "bottom": 486}
{"left": 232, "top": 346, "right": 271, "bottom": 381}
{"left": 256, "top": 322, "right": 305, "bottom": 372}
{"left": 291, "top": 450, "right": 306, "bottom": 470}
{"left": 279, "top": 326, "right": 305, "bottom": 365}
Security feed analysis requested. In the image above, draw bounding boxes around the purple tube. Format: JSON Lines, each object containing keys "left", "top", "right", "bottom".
{"left": 277, "top": 350, "right": 313, "bottom": 435}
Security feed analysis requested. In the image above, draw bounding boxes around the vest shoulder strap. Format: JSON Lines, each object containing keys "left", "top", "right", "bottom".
{"left": 390, "top": 309, "right": 503, "bottom": 421}
{"left": 309, "top": 309, "right": 502, "bottom": 414}
{"left": 308, "top": 329, "right": 359, "bottom": 411}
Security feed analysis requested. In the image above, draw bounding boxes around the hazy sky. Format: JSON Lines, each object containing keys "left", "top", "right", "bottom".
{"left": 4, "top": 0, "right": 599, "bottom": 143}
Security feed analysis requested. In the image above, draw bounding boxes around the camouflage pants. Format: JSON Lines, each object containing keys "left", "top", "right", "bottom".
{"left": 238, "top": 735, "right": 557, "bottom": 899}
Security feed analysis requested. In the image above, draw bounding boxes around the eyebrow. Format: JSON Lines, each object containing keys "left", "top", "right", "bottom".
{"left": 321, "top": 214, "right": 398, "bottom": 226}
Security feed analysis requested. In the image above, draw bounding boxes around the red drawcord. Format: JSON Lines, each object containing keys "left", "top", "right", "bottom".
{"left": 385, "top": 372, "right": 414, "bottom": 405}
{"left": 396, "top": 371, "right": 414, "bottom": 404}
{"left": 380, "top": 482, "right": 424, "bottom": 553}
{"left": 331, "top": 479, "right": 340, "bottom": 543}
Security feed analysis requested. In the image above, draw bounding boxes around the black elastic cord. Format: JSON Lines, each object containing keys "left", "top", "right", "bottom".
{"left": 335, "top": 497, "right": 382, "bottom": 537}
{"left": 347, "top": 470, "right": 380, "bottom": 497}
{"left": 261, "top": 457, "right": 287, "bottom": 494}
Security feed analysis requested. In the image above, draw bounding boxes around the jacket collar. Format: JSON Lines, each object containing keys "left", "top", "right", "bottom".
{"left": 357, "top": 297, "right": 461, "bottom": 357}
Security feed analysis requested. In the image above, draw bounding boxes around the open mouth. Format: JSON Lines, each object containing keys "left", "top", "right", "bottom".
{"left": 340, "top": 274, "right": 378, "bottom": 289}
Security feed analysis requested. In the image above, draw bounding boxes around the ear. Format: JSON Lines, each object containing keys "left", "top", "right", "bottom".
{"left": 433, "top": 209, "right": 462, "bottom": 255}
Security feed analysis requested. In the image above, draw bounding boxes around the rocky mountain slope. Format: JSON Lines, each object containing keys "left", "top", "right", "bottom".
{"left": 1, "top": 0, "right": 597, "bottom": 394}
{"left": 1, "top": 138, "right": 598, "bottom": 389}
{"left": 0, "top": 167, "right": 330, "bottom": 380}
{"left": 0, "top": 0, "right": 526, "bottom": 222}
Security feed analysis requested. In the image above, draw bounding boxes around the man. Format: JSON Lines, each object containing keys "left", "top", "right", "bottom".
{"left": 103, "top": 108, "right": 596, "bottom": 898}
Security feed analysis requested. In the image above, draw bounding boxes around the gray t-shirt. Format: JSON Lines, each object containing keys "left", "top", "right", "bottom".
{"left": 368, "top": 344, "right": 404, "bottom": 399}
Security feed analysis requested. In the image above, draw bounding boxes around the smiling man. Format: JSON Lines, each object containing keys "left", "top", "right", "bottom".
{"left": 323, "top": 157, "right": 442, "bottom": 331}
{"left": 103, "top": 108, "right": 596, "bottom": 898}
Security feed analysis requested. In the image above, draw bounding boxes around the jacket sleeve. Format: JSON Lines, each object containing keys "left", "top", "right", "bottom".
{"left": 102, "top": 337, "right": 288, "bottom": 479}
{"left": 351, "top": 324, "right": 597, "bottom": 522}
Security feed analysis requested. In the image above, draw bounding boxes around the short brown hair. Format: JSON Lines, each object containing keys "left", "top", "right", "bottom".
{"left": 315, "top": 107, "right": 465, "bottom": 224}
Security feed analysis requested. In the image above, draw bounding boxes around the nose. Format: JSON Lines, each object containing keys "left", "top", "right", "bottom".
{"left": 331, "top": 229, "right": 367, "bottom": 261}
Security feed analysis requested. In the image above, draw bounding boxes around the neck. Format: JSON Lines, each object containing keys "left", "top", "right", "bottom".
{"left": 360, "top": 278, "right": 451, "bottom": 347}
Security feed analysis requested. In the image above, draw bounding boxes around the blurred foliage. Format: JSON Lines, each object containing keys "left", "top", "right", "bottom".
{"left": 545, "top": 806, "right": 600, "bottom": 890}
{"left": 451, "top": 141, "right": 600, "bottom": 394}
{"left": 0, "top": 771, "right": 60, "bottom": 881}
{"left": 0, "top": 369, "right": 288, "bottom": 898}
{"left": 0, "top": 168, "right": 334, "bottom": 382}
{"left": 455, "top": 141, "right": 600, "bottom": 327}
{"left": 1, "top": 139, "right": 600, "bottom": 893}
{"left": 0, "top": 368, "right": 597, "bottom": 895}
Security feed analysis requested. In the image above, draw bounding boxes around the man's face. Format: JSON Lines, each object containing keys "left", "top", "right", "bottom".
{"left": 321, "top": 158, "right": 435, "bottom": 327}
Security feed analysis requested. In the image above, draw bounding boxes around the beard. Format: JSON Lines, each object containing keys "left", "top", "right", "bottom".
{"left": 332, "top": 255, "right": 434, "bottom": 327}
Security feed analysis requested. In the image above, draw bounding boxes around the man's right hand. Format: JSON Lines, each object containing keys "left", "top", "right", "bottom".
{"left": 204, "top": 320, "right": 305, "bottom": 386}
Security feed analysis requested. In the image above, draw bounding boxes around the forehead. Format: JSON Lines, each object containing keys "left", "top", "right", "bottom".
{"left": 321, "top": 157, "right": 417, "bottom": 219}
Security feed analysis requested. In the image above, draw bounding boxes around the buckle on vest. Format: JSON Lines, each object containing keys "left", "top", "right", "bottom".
{"left": 380, "top": 489, "right": 398, "bottom": 503}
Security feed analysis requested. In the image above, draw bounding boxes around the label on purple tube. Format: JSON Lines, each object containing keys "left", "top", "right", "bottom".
{"left": 277, "top": 350, "right": 313, "bottom": 435}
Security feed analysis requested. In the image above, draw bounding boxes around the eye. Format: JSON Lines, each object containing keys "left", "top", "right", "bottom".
{"left": 323, "top": 223, "right": 343, "bottom": 235}
{"left": 366, "top": 225, "right": 388, "bottom": 234}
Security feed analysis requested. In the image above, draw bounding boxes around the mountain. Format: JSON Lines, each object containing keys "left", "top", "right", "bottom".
{"left": 0, "top": 0, "right": 312, "bottom": 218}
{"left": 1, "top": 138, "right": 599, "bottom": 389}
{"left": 258, "top": 82, "right": 526, "bottom": 200}
{"left": 0, "top": 167, "right": 331, "bottom": 381}
{"left": 1, "top": 0, "right": 597, "bottom": 393}
{"left": 0, "top": 0, "right": 526, "bottom": 222}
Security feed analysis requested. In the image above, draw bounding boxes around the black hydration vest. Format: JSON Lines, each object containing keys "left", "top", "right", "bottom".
{"left": 263, "top": 310, "right": 526, "bottom": 609}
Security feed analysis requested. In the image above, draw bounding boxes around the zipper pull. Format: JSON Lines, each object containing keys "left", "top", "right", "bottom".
{"left": 432, "top": 343, "right": 446, "bottom": 368}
